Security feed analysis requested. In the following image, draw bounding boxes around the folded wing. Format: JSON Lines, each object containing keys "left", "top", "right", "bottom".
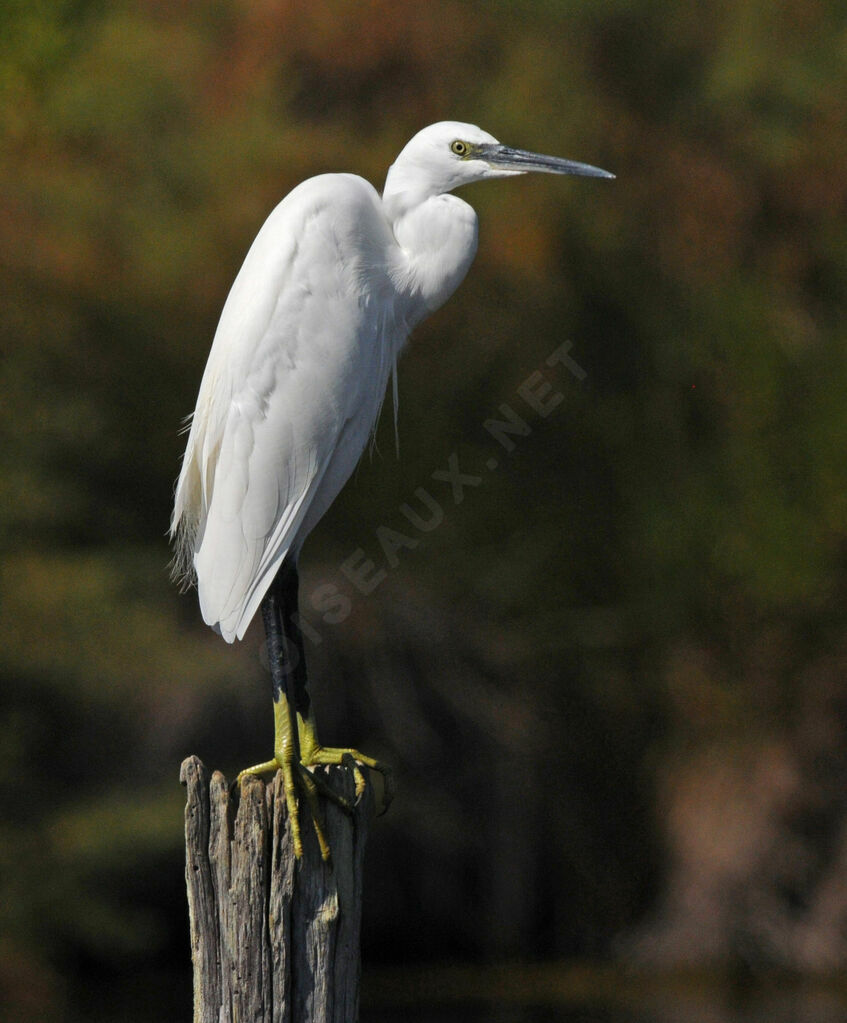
{"left": 171, "top": 174, "right": 400, "bottom": 641}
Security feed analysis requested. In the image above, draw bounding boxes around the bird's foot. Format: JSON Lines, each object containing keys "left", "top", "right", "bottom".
{"left": 297, "top": 710, "right": 394, "bottom": 815}
{"left": 235, "top": 752, "right": 351, "bottom": 861}
{"left": 233, "top": 701, "right": 392, "bottom": 861}
{"left": 303, "top": 744, "right": 395, "bottom": 816}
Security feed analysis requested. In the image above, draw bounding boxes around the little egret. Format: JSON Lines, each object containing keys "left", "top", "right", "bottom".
{"left": 171, "top": 121, "right": 613, "bottom": 858}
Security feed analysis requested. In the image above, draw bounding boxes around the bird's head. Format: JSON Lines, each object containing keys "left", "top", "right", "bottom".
{"left": 383, "top": 120, "right": 614, "bottom": 212}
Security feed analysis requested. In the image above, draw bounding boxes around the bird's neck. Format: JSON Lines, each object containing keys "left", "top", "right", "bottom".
{"left": 383, "top": 189, "right": 479, "bottom": 327}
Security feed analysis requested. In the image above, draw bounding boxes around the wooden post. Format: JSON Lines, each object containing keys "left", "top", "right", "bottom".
{"left": 180, "top": 755, "right": 373, "bottom": 1023}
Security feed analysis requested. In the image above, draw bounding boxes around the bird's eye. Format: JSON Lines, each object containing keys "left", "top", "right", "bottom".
{"left": 451, "top": 140, "right": 468, "bottom": 156}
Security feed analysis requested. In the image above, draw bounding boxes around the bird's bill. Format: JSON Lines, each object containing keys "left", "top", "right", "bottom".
{"left": 480, "top": 143, "right": 615, "bottom": 179}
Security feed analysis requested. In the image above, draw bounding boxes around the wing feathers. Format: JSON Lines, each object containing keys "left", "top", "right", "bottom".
{"left": 171, "top": 173, "right": 403, "bottom": 641}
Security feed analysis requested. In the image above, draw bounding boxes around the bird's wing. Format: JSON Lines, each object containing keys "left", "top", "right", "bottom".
{"left": 172, "top": 174, "right": 399, "bottom": 641}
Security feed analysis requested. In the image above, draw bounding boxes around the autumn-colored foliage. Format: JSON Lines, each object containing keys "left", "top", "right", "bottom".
{"left": 2, "top": 1, "right": 847, "bottom": 1019}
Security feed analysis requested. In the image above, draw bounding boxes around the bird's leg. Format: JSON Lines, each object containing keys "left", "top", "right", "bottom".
{"left": 281, "top": 560, "right": 395, "bottom": 815}
{"left": 236, "top": 557, "right": 394, "bottom": 858}
{"left": 235, "top": 564, "right": 334, "bottom": 860}
{"left": 273, "top": 562, "right": 359, "bottom": 813}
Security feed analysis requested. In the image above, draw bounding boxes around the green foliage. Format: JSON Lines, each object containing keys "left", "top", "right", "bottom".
{"left": 1, "top": 0, "right": 846, "bottom": 1017}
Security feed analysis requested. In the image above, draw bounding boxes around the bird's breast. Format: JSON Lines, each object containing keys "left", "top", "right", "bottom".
{"left": 389, "top": 194, "right": 479, "bottom": 327}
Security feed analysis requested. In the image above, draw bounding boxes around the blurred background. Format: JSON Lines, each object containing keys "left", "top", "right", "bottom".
{"left": 2, "top": 0, "right": 847, "bottom": 1020}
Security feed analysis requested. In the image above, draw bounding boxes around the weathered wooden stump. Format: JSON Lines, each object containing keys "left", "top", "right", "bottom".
{"left": 180, "top": 755, "right": 373, "bottom": 1023}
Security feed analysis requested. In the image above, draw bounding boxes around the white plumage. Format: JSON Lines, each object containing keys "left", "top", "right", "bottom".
{"left": 171, "top": 121, "right": 613, "bottom": 641}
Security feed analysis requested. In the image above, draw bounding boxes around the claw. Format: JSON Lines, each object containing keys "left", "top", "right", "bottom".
{"left": 296, "top": 762, "right": 330, "bottom": 861}
{"left": 306, "top": 740, "right": 394, "bottom": 815}
{"left": 306, "top": 765, "right": 356, "bottom": 814}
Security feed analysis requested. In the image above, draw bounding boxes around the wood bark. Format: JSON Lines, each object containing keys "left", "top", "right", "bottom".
{"left": 180, "top": 756, "right": 373, "bottom": 1023}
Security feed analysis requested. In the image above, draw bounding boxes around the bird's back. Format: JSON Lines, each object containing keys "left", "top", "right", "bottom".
{"left": 171, "top": 173, "right": 406, "bottom": 641}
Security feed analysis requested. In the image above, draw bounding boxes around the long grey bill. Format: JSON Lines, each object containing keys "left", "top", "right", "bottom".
{"left": 482, "top": 144, "right": 615, "bottom": 179}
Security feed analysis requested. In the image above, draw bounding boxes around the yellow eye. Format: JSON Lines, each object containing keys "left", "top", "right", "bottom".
{"left": 451, "top": 140, "right": 468, "bottom": 156}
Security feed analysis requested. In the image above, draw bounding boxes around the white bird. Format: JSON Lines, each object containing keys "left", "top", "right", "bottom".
{"left": 171, "top": 121, "right": 613, "bottom": 858}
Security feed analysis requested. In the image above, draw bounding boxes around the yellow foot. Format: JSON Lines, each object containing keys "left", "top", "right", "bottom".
{"left": 235, "top": 755, "right": 349, "bottom": 861}
{"left": 235, "top": 695, "right": 393, "bottom": 861}
{"left": 306, "top": 745, "right": 395, "bottom": 815}
{"left": 234, "top": 746, "right": 393, "bottom": 861}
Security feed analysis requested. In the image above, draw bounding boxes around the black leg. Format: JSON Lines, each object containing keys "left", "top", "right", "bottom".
{"left": 241, "top": 553, "right": 393, "bottom": 856}
{"left": 273, "top": 558, "right": 310, "bottom": 719}
{"left": 241, "top": 555, "right": 341, "bottom": 859}
{"left": 261, "top": 555, "right": 306, "bottom": 763}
